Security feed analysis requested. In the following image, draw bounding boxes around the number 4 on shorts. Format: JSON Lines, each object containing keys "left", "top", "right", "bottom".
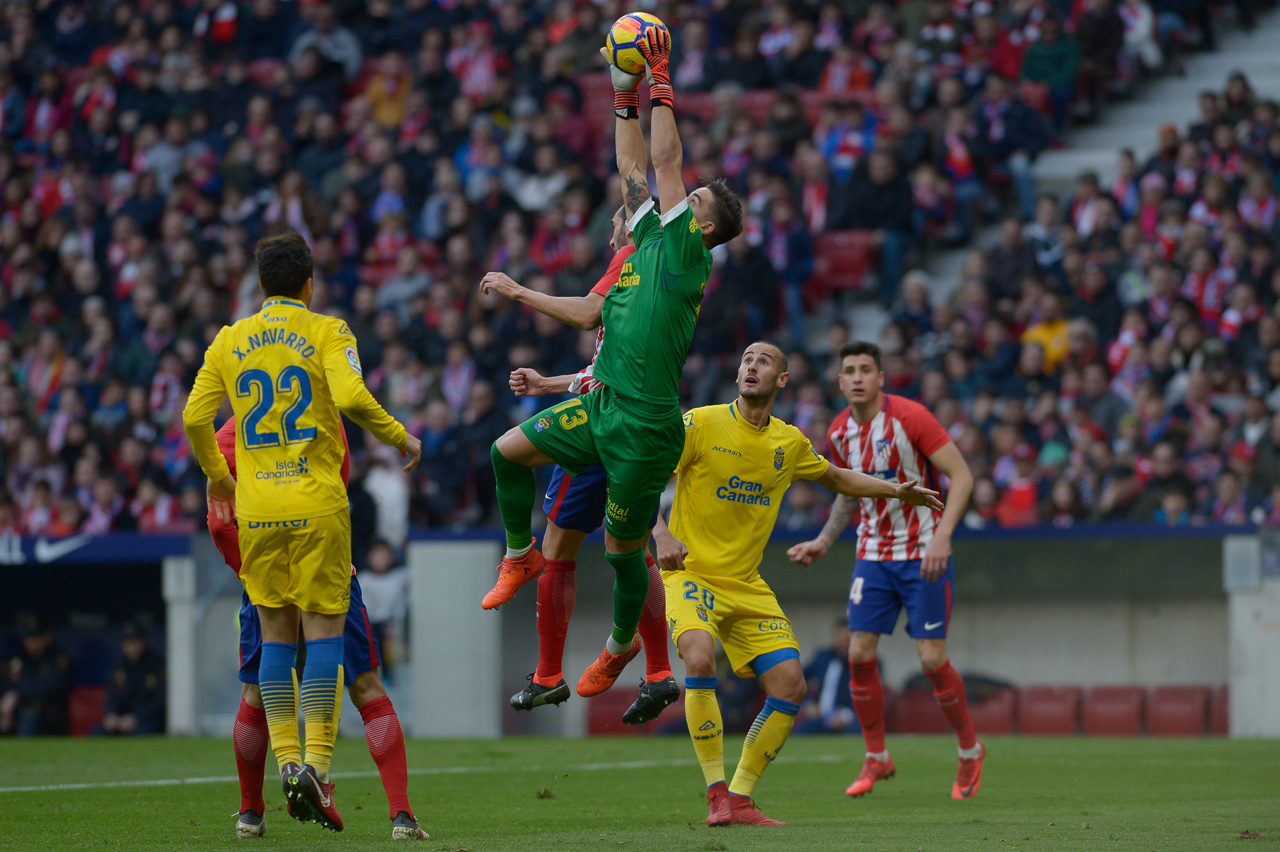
{"left": 849, "top": 576, "right": 864, "bottom": 605}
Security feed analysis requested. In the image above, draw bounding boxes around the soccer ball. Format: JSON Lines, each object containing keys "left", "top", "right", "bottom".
{"left": 605, "top": 12, "right": 669, "bottom": 77}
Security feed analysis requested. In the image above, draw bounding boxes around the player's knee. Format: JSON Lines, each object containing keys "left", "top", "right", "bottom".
{"left": 772, "top": 675, "right": 807, "bottom": 706}
{"left": 348, "top": 670, "right": 386, "bottom": 708}
{"left": 847, "top": 632, "right": 878, "bottom": 663}
{"left": 241, "top": 683, "right": 263, "bottom": 709}
{"left": 917, "top": 641, "right": 947, "bottom": 672}
{"left": 681, "top": 643, "right": 716, "bottom": 678}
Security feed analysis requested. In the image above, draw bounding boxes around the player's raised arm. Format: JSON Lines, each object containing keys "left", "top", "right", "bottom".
{"left": 182, "top": 329, "right": 236, "bottom": 520}
{"left": 480, "top": 272, "right": 604, "bottom": 331}
{"left": 602, "top": 47, "right": 651, "bottom": 221}
{"left": 320, "top": 322, "right": 421, "bottom": 472}
{"left": 636, "top": 26, "right": 684, "bottom": 224}
{"left": 919, "top": 441, "right": 973, "bottom": 581}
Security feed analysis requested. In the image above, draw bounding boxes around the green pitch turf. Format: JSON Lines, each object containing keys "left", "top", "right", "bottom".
{"left": 0, "top": 735, "right": 1276, "bottom": 851}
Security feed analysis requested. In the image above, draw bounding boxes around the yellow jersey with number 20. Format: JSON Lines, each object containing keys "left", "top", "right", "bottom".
{"left": 669, "top": 402, "right": 830, "bottom": 581}
{"left": 183, "top": 296, "right": 407, "bottom": 523}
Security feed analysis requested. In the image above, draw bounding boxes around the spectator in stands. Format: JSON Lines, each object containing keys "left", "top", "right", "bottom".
{"left": 829, "top": 150, "right": 914, "bottom": 309}
{"left": 795, "top": 618, "right": 858, "bottom": 734}
{"left": 100, "top": 621, "right": 165, "bottom": 736}
{"left": 974, "top": 74, "right": 1049, "bottom": 220}
{"left": 1020, "top": 15, "right": 1080, "bottom": 137}
{"left": 358, "top": 540, "right": 410, "bottom": 681}
{"left": 0, "top": 613, "right": 72, "bottom": 736}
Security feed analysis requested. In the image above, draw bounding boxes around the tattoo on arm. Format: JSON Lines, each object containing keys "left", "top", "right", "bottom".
{"left": 623, "top": 176, "right": 651, "bottom": 218}
{"left": 818, "top": 494, "right": 856, "bottom": 546}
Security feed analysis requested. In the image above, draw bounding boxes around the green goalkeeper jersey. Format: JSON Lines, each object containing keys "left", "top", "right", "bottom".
{"left": 591, "top": 198, "right": 712, "bottom": 417}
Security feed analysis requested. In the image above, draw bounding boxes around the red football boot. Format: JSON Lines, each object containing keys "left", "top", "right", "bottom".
{"left": 729, "top": 795, "right": 786, "bottom": 826}
{"left": 705, "top": 781, "right": 730, "bottom": 827}
{"left": 845, "top": 753, "right": 896, "bottom": 797}
{"left": 952, "top": 742, "right": 985, "bottom": 800}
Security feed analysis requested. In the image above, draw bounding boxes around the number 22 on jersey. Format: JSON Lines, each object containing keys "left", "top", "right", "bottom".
{"left": 237, "top": 366, "right": 316, "bottom": 449}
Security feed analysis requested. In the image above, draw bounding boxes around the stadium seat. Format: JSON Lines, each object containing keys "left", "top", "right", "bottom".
{"left": 1082, "top": 686, "right": 1145, "bottom": 736}
{"left": 969, "top": 688, "right": 1018, "bottom": 735}
{"left": 1210, "top": 686, "right": 1230, "bottom": 736}
{"left": 68, "top": 685, "right": 109, "bottom": 737}
{"left": 1017, "top": 686, "right": 1082, "bottom": 735}
{"left": 891, "top": 688, "right": 948, "bottom": 734}
{"left": 739, "top": 90, "right": 777, "bottom": 123}
{"left": 1146, "top": 686, "right": 1211, "bottom": 737}
{"left": 812, "top": 230, "right": 877, "bottom": 296}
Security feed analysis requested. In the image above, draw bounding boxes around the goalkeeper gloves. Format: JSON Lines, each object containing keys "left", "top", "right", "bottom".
{"left": 637, "top": 26, "right": 673, "bottom": 109}
{"left": 600, "top": 47, "right": 642, "bottom": 120}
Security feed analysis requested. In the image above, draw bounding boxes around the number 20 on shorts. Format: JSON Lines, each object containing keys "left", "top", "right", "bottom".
{"left": 683, "top": 581, "right": 715, "bottom": 610}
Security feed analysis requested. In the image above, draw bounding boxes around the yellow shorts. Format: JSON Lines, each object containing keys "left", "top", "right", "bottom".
{"left": 663, "top": 570, "right": 798, "bottom": 678}
{"left": 238, "top": 511, "right": 352, "bottom": 616}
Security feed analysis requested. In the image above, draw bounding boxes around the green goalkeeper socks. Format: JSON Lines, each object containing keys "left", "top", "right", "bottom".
{"left": 491, "top": 442, "right": 534, "bottom": 553}
{"left": 605, "top": 548, "right": 648, "bottom": 645}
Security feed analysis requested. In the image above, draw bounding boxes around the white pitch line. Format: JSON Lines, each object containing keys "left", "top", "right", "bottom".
{"left": 0, "top": 753, "right": 843, "bottom": 794}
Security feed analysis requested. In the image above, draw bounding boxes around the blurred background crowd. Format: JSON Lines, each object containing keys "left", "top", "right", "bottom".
{"left": 0, "top": 0, "right": 1275, "bottom": 558}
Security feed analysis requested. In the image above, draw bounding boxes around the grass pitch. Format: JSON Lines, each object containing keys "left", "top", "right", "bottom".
{"left": 0, "top": 734, "right": 1276, "bottom": 851}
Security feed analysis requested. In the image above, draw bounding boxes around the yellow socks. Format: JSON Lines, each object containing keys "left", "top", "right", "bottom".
{"left": 259, "top": 642, "right": 301, "bottom": 770}
{"left": 684, "top": 677, "right": 725, "bottom": 786}
{"left": 729, "top": 697, "right": 799, "bottom": 796}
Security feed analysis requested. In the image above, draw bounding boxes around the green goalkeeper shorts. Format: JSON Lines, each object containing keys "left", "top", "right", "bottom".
{"left": 519, "top": 385, "right": 684, "bottom": 541}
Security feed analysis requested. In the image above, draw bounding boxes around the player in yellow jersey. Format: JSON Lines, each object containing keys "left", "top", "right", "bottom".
{"left": 182, "top": 231, "right": 422, "bottom": 832}
{"left": 653, "top": 342, "right": 942, "bottom": 828}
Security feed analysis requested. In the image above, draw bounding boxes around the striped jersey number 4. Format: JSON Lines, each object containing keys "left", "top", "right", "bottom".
{"left": 849, "top": 576, "right": 864, "bottom": 605}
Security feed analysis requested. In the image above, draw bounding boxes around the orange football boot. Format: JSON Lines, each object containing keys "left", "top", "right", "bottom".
{"left": 576, "top": 635, "right": 642, "bottom": 697}
{"left": 481, "top": 540, "right": 546, "bottom": 610}
{"left": 845, "top": 753, "right": 896, "bottom": 797}
{"left": 729, "top": 795, "right": 786, "bottom": 826}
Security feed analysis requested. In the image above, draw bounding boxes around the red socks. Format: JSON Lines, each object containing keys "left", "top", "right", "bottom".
{"left": 233, "top": 699, "right": 268, "bottom": 814}
{"left": 849, "top": 660, "right": 886, "bottom": 754}
{"left": 638, "top": 554, "right": 671, "bottom": 679}
{"left": 359, "top": 695, "right": 413, "bottom": 819}
{"left": 925, "top": 660, "right": 977, "bottom": 749}
{"left": 533, "top": 559, "right": 577, "bottom": 685}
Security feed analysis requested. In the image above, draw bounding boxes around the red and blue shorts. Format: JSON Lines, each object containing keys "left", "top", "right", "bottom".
{"left": 847, "top": 557, "right": 954, "bottom": 639}
{"left": 542, "top": 463, "right": 659, "bottom": 535}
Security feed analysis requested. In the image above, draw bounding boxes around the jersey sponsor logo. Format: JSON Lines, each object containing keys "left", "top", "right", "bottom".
{"left": 345, "top": 346, "right": 362, "bottom": 376}
{"left": 774, "top": 447, "right": 785, "bottom": 470}
{"left": 711, "top": 445, "right": 741, "bottom": 456}
{"left": 758, "top": 618, "right": 793, "bottom": 634}
{"left": 33, "top": 534, "right": 91, "bottom": 564}
{"left": 715, "top": 475, "right": 771, "bottom": 506}
{"left": 698, "top": 720, "right": 717, "bottom": 731}
{"left": 606, "top": 501, "right": 629, "bottom": 523}
{"left": 534, "top": 416, "right": 551, "bottom": 433}
{"left": 682, "top": 412, "right": 694, "bottom": 428}
{"left": 337, "top": 323, "right": 352, "bottom": 337}
{"left": 688, "top": 216, "right": 698, "bottom": 234}
{"left": 245, "top": 519, "right": 310, "bottom": 529}
{"left": 616, "top": 260, "right": 640, "bottom": 289}
{"left": 255, "top": 458, "right": 311, "bottom": 482}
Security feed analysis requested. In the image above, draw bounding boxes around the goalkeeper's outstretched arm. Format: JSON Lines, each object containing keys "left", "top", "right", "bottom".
{"left": 603, "top": 48, "right": 651, "bottom": 220}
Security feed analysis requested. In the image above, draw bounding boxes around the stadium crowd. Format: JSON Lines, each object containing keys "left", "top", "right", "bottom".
{"left": 0, "top": 0, "right": 1273, "bottom": 548}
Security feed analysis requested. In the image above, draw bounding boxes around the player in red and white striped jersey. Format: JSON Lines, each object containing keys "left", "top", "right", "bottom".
{"left": 788, "top": 340, "right": 983, "bottom": 801}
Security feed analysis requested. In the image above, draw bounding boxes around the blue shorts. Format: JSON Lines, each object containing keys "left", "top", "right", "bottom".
{"left": 847, "top": 557, "right": 953, "bottom": 639}
{"left": 543, "top": 463, "right": 660, "bottom": 535}
{"left": 238, "top": 572, "right": 380, "bottom": 686}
